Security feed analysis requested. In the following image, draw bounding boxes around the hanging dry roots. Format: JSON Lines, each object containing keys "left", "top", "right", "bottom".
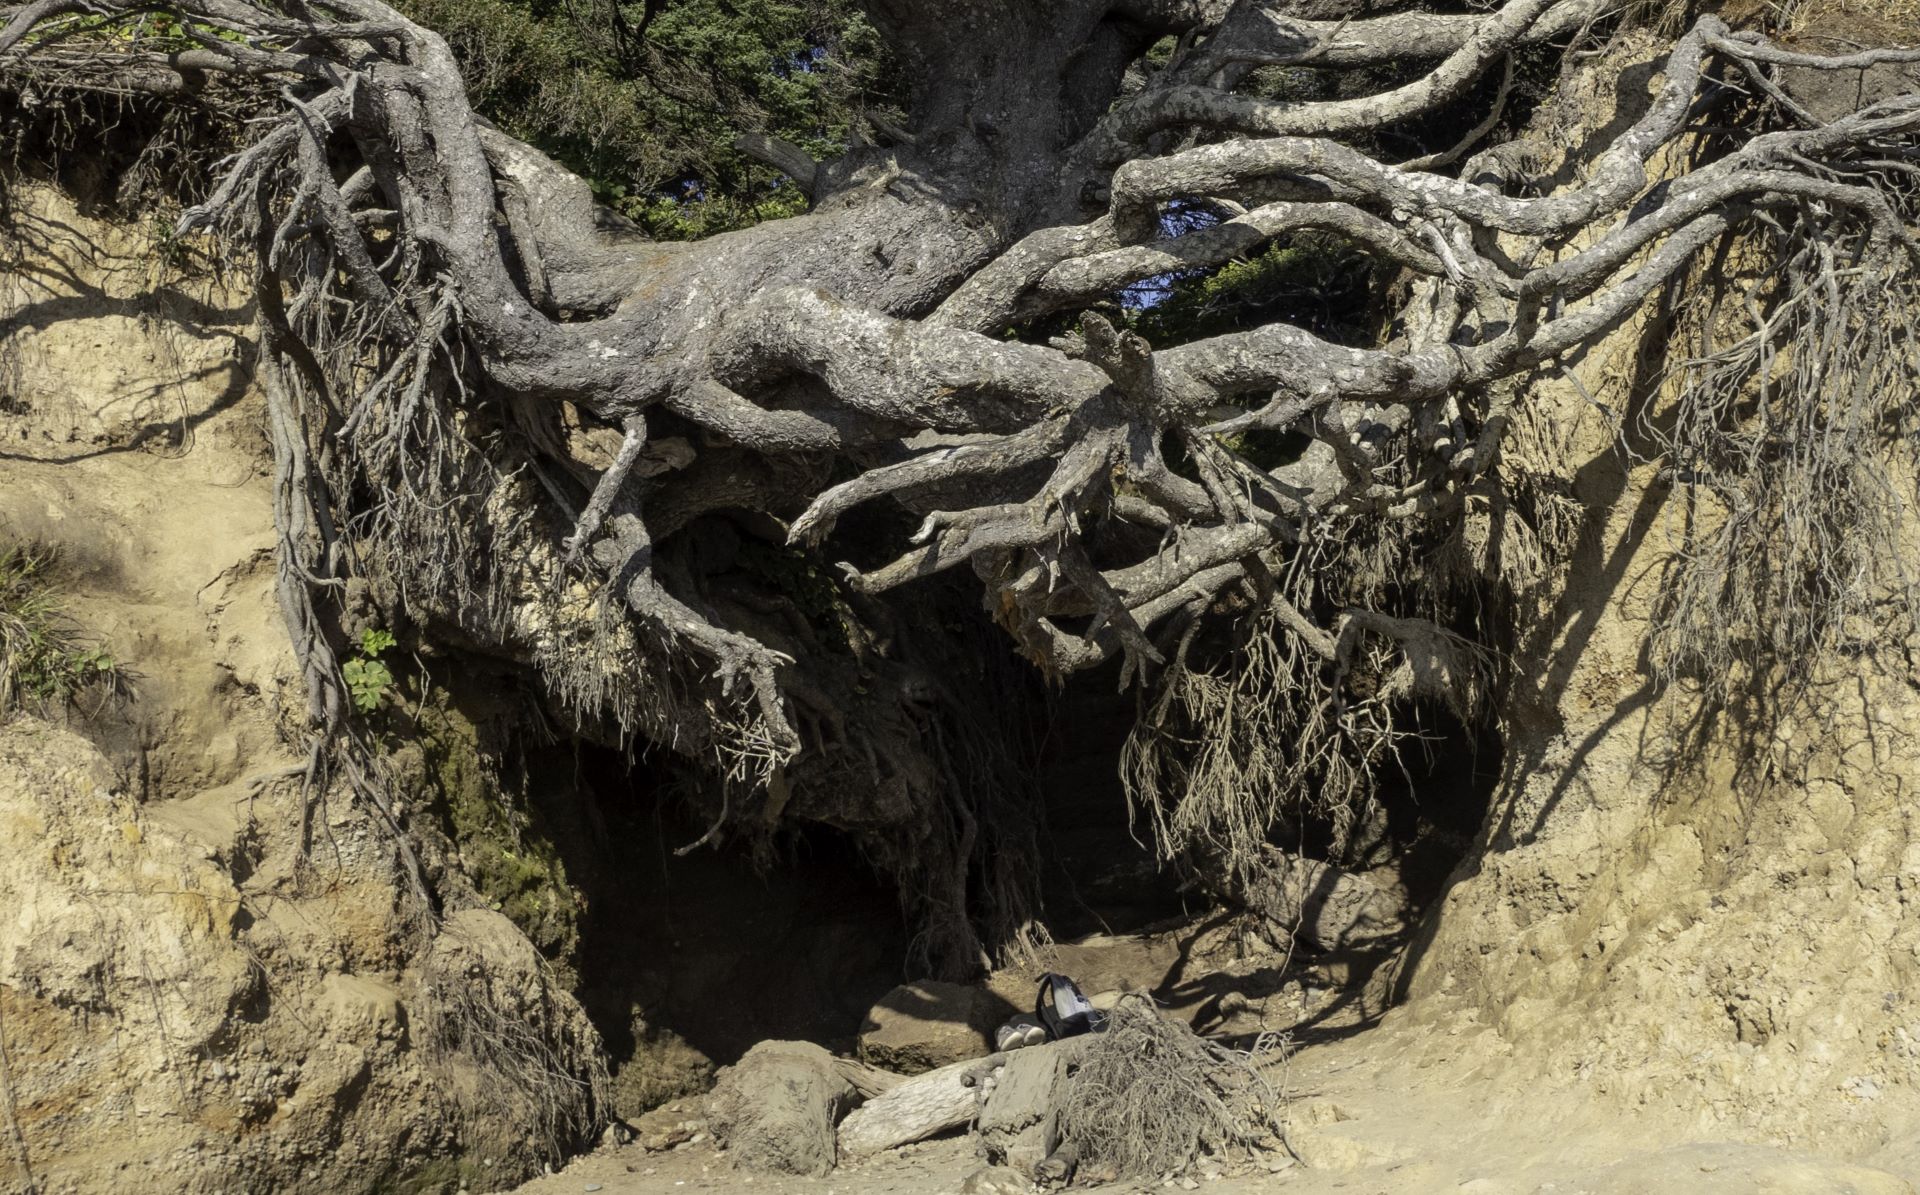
{"left": 0, "top": 0, "right": 1914, "bottom": 907}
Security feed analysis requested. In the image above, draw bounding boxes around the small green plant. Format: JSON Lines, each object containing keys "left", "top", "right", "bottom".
{"left": 0, "top": 545, "right": 128, "bottom": 716}
{"left": 343, "top": 627, "right": 397, "bottom": 713}
{"left": 150, "top": 216, "right": 193, "bottom": 272}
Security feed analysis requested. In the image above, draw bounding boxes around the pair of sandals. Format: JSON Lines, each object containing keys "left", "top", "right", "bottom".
{"left": 994, "top": 972, "right": 1108, "bottom": 1051}
{"left": 994, "top": 1014, "right": 1050, "bottom": 1051}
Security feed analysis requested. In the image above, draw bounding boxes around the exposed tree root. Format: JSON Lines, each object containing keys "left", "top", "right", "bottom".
{"left": 1, "top": 0, "right": 1915, "bottom": 963}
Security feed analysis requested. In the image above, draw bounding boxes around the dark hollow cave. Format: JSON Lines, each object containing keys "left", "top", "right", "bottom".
{"left": 512, "top": 664, "right": 1501, "bottom": 1106}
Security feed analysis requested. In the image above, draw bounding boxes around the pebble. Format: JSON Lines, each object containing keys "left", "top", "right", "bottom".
{"left": 585, "top": 1186, "right": 603, "bottom": 1193}
{"left": 1180, "top": 1179, "right": 1200, "bottom": 1191}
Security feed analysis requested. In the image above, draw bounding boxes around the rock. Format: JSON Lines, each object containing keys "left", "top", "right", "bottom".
{"left": 631, "top": 1104, "right": 706, "bottom": 1152}
{"left": 857, "top": 981, "right": 1009, "bottom": 1074}
{"left": 707, "top": 1041, "right": 853, "bottom": 1176}
{"left": 1286, "top": 1122, "right": 1399, "bottom": 1172}
{"left": 1844, "top": 1075, "right": 1883, "bottom": 1100}
{"left": 418, "top": 909, "right": 609, "bottom": 1176}
{"left": 961, "top": 1164, "right": 1034, "bottom": 1194}
{"left": 598, "top": 1122, "right": 633, "bottom": 1149}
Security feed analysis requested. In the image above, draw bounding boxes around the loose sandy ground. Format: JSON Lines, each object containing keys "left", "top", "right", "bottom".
{"left": 512, "top": 1013, "right": 1920, "bottom": 1195}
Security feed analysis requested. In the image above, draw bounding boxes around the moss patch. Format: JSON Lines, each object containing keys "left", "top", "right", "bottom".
{"left": 407, "top": 697, "right": 584, "bottom": 974}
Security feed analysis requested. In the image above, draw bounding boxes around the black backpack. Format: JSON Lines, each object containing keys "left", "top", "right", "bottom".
{"left": 1034, "top": 972, "right": 1106, "bottom": 1040}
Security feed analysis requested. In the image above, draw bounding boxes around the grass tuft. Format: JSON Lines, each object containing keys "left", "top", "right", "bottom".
{"left": 0, "top": 545, "right": 129, "bottom": 717}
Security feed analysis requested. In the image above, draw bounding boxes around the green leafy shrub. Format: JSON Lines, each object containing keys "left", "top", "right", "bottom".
{"left": 344, "top": 627, "right": 397, "bottom": 713}
{"left": 1129, "top": 233, "right": 1389, "bottom": 349}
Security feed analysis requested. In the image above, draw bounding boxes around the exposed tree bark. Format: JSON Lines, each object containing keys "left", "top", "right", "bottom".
{"left": 2, "top": 0, "right": 1914, "bottom": 966}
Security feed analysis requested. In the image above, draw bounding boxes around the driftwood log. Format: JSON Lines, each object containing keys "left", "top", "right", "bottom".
{"left": 838, "top": 1036, "right": 1098, "bottom": 1159}
{"left": 837, "top": 1052, "right": 986, "bottom": 1157}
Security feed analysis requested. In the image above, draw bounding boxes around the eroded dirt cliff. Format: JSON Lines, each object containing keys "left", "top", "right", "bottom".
{"left": 4, "top": 6, "right": 1920, "bottom": 1193}
{"left": 0, "top": 184, "right": 603, "bottom": 1194}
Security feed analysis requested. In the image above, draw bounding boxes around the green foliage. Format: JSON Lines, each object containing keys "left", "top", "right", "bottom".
{"left": 392, "top": 0, "right": 901, "bottom": 239}
{"left": 149, "top": 214, "right": 193, "bottom": 270}
{"left": 24, "top": 9, "right": 239, "bottom": 50}
{"left": 0, "top": 545, "right": 127, "bottom": 716}
{"left": 1129, "top": 233, "right": 1389, "bottom": 349}
{"left": 344, "top": 627, "right": 397, "bottom": 713}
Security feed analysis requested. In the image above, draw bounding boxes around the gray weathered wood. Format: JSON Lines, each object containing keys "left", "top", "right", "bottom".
{"left": 836, "top": 1053, "right": 983, "bottom": 1157}
{"left": 978, "top": 1039, "right": 1083, "bottom": 1172}
{"left": 977, "top": 1044, "right": 1058, "bottom": 1140}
